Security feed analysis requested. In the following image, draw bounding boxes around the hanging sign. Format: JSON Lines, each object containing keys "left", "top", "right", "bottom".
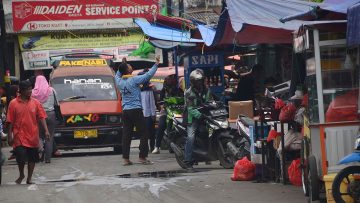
{"left": 12, "top": 0, "right": 159, "bottom": 32}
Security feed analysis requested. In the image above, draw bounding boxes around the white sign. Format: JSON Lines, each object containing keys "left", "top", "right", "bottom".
{"left": 22, "top": 50, "right": 51, "bottom": 70}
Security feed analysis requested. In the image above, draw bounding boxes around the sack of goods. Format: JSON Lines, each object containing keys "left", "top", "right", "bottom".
{"left": 231, "top": 157, "right": 256, "bottom": 181}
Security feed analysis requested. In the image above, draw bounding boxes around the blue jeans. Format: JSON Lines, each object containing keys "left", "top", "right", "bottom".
{"left": 184, "top": 121, "right": 198, "bottom": 163}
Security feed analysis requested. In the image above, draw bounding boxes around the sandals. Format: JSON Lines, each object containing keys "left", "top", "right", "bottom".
{"left": 139, "top": 160, "right": 153, "bottom": 165}
{"left": 123, "top": 161, "right": 133, "bottom": 166}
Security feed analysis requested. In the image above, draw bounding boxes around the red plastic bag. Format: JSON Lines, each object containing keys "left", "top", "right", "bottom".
{"left": 279, "top": 103, "right": 297, "bottom": 122}
{"left": 231, "top": 157, "right": 256, "bottom": 181}
{"left": 266, "top": 129, "right": 281, "bottom": 142}
{"left": 275, "top": 98, "right": 285, "bottom": 110}
{"left": 288, "top": 158, "right": 302, "bottom": 186}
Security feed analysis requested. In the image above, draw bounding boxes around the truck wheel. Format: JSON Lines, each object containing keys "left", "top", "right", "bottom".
{"left": 113, "top": 146, "right": 122, "bottom": 154}
{"left": 332, "top": 166, "right": 360, "bottom": 203}
{"left": 308, "top": 155, "right": 319, "bottom": 202}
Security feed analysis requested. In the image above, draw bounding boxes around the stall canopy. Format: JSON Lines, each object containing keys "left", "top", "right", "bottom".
{"left": 280, "top": 0, "right": 360, "bottom": 22}
{"left": 347, "top": 3, "right": 360, "bottom": 46}
{"left": 198, "top": 0, "right": 319, "bottom": 46}
{"left": 134, "top": 19, "right": 203, "bottom": 43}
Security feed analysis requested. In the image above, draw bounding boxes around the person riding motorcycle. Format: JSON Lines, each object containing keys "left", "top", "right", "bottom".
{"left": 184, "top": 69, "right": 213, "bottom": 169}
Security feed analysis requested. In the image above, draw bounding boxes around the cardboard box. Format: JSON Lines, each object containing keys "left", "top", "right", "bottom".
{"left": 228, "top": 100, "right": 254, "bottom": 119}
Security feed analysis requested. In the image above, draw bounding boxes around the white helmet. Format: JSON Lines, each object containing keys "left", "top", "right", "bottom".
{"left": 189, "top": 69, "right": 205, "bottom": 90}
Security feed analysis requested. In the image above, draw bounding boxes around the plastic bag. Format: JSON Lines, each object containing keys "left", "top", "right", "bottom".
{"left": 266, "top": 129, "right": 281, "bottom": 142}
{"left": 275, "top": 98, "right": 285, "bottom": 110}
{"left": 279, "top": 103, "right": 297, "bottom": 122}
{"left": 288, "top": 158, "right": 302, "bottom": 186}
{"left": 231, "top": 157, "right": 256, "bottom": 181}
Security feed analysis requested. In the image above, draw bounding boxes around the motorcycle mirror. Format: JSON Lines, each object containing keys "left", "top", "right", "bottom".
{"left": 355, "top": 136, "right": 360, "bottom": 150}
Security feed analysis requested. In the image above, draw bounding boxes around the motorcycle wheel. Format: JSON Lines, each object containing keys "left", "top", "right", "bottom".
{"left": 332, "top": 165, "right": 360, "bottom": 203}
{"left": 173, "top": 137, "right": 188, "bottom": 169}
{"left": 217, "top": 134, "right": 249, "bottom": 169}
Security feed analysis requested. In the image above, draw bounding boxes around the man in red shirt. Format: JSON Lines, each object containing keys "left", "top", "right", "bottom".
{"left": 7, "top": 80, "right": 50, "bottom": 184}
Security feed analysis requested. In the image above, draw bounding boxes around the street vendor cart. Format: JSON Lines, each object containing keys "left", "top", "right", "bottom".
{"left": 295, "top": 22, "right": 360, "bottom": 202}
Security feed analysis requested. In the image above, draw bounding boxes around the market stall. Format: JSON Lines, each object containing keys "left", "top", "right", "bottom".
{"left": 294, "top": 21, "right": 360, "bottom": 202}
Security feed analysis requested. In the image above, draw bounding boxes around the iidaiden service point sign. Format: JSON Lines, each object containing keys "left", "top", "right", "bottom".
{"left": 12, "top": 0, "right": 159, "bottom": 32}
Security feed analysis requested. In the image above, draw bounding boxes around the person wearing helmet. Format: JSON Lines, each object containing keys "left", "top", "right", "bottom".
{"left": 184, "top": 69, "right": 213, "bottom": 169}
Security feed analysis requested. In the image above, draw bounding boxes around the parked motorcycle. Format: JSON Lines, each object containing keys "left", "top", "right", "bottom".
{"left": 161, "top": 97, "right": 185, "bottom": 153}
{"left": 332, "top": 132, "right": 360, "bottom": 203}
{"left": 169, "top": 101, "right": 250, "bottom": 169}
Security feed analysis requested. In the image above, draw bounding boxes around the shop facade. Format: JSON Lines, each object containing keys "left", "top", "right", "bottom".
{"left": 8, "top": 0, "right": 160, "bottom": 79}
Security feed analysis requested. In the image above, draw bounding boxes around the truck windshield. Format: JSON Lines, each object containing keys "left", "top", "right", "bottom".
{"left": 51, "top": 75, "right": 118, "bottom": 101}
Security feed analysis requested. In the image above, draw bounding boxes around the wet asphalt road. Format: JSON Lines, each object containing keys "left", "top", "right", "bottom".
{"left": 0, "top": 142, "right": 307, "bottom": 203}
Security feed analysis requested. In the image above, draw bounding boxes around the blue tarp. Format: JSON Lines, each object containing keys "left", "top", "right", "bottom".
{"left": 347, "top": 3, "right": 360, "bottom": 46}
{"left": 134, "top": 19, "right": 203, "bottom": 43}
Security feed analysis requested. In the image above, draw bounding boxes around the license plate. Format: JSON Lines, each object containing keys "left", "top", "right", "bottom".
{"left": 74, "top": 129, "right": 98, "bottom": 139}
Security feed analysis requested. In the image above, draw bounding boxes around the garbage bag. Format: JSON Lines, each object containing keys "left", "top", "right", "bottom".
{"left": 231, "top": 157, "right": 256, "bottom": 181}
{"left": 288, "top": 158, "right": 302, "bottom": 186}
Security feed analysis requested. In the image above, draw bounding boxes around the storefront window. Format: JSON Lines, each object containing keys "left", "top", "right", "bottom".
{"left": 320, "top": 44, "right": 359, "bottom": 123}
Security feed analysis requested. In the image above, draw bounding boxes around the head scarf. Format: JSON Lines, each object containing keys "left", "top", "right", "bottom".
{"left": 31, "top": 75, "right": 53, "bottom": 103}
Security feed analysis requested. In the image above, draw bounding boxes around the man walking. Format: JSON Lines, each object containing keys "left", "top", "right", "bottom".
{"left": 115, "top": 56, "right": 160, "bottom": 166}
{"left": 7, "top": 80, "right": 50, "bottom": 184}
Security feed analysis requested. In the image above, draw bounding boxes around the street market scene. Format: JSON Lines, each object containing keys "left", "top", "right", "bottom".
{"left": 0, "top": 0, "right": 359, "bottom": 202}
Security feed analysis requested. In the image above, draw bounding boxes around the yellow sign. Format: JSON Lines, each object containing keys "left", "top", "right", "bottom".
{"left": 303, "top": 115, "right": 310, "bottom": 139}
{"left": 18, "top": 32, "right": 143, "bottom": 51}
{"left": 59, "top": 59, "right": 107, "bottom": 66}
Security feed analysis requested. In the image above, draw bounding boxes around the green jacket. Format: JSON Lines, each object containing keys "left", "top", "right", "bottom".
{"left": 184, "top": 87, "right": 212, "bottom": 123}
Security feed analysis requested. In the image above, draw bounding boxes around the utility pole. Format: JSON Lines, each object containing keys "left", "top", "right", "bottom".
{"left": 0, "top": 0, "right": 10, "bottom": 107}
{"left": 179, "top": 0, "right": 184, "bottom": 17}
{"left": 166, "top": 0, "right": 172, "bottom": 16}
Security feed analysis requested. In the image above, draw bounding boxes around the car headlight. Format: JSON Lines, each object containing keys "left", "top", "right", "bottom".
{"left": 108, "top": 115, "right": 120, "bottom": 123}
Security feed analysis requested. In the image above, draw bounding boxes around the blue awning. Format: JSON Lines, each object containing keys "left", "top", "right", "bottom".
{"left": 134, "top": 19, "right": 203, "bottom": 43}
{"left": 347, "top": 3, "right": 360, "bottom": 46}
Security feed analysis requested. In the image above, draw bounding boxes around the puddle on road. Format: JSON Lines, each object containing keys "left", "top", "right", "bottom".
{"left": 116, "top": 170, "right": 188, "bottom": 179}
{"left": 33, "top": 168, "right": 196, "bottom": 197}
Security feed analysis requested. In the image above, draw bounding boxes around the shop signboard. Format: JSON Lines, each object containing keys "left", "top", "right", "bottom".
{"left": 12, "top": 0, "right": 159, "bottom": 32}
{"left": 18, "top": 32, "right": 143, "bottom": 51}
{"left": 184, "top": 52, "right": 225, "bottom": 100}
{"left": 22, "top": 50, "right": 50, "bottom": 70}
{"left": 22, "top": 45, "right": 161, "bottom": 70}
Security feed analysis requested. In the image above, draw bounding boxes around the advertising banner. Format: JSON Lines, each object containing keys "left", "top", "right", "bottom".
{"left": 12, "top": 0, "right": 159, "bottom": 32}
{"left": 18, "top": 32, "right": 144, "bottom": 51}
{"left": 22, "top": 50, "right": 51, "bottom": 70}
{"left": 22, "top": 46, "right": 162, "bottom": 70}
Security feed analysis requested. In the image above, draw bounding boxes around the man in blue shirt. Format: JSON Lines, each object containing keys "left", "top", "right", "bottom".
{"left": 115, "top": 56, "right": 160, "bottom": 166}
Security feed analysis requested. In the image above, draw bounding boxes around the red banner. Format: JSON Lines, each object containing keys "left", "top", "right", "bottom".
{"left": 13, "top": 0, "right": 159, "bottom": 32}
